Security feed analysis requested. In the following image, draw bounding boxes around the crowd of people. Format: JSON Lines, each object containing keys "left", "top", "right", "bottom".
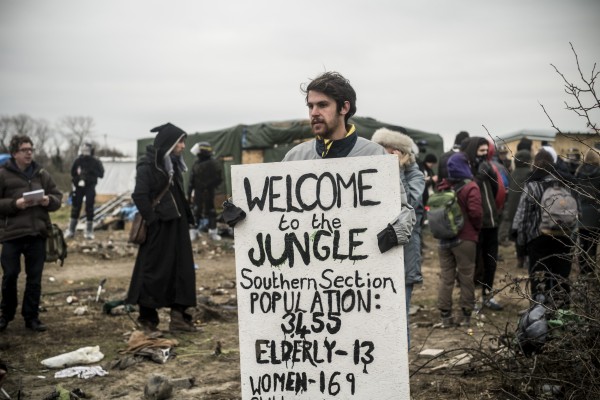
{"left": 1, "top": 70, "right": 598, "bottom": 341}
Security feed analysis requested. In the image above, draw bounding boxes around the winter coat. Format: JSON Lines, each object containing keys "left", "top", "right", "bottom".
{"left": 402, "top": 162, "right": 425, "bottom": 285}
{"left": 437, "top": 178, "right": 482, "bottom": 242}
{"left": 463, "top": 138, "right": 505, "bottom": 228}
{"left": 126, "top": 134, "right": 196, "bottom": 309}
{"left": 505, "top": 150, "right": 532, "bottom": 227}
{"left": 188, "top": 155, "right": 223, "bottom": 197}
{"left": 283, "top": 128, "right": 416, "bottom": 246}
{"left": 71, "top": 155, "right": 104, "bottom": 186}
{"left": 0, "top": 159, "right": 62, "bottom": 241}
{"left": 512, "top": 169, "right": 572, "bottom": 246}
{"left": 575, "top": 163, "right": 600, "bottom": 229}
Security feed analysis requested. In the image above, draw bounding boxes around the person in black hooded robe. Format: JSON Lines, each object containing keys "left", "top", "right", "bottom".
{"left": 126, "top": 123, "right": 197, "bottom": 332}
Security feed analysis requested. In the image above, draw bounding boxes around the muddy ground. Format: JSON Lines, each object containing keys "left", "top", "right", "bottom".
{"left": 0, "top": 227, "right": 530, "bottom": 399}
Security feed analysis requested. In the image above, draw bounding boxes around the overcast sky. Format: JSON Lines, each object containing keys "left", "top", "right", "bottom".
{"left": 1, "top": 0, "right": 599, "bottom": 156}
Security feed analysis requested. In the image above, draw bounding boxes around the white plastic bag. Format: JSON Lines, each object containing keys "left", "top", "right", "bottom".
{"left": 41, "top": 346, "right": 104, "bottom": 369}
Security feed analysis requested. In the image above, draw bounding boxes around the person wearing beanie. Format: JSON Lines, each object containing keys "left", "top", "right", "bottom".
{"left": 65, "top": 142, "right": 104, "bottom": 240}
{"left": 126, "top": 122, "right": 198, "bottom": 333}
{"left": 438, "top": 131, "right": 470, "bottom": 181}
{"left": 435, "top": 152, "right": 482, "bottom": 327}
{"left": 187, "top": 141, "right": 223, "bottom": 240}
{"left": 372, "top": 127, "right": 425, "bottom": 345}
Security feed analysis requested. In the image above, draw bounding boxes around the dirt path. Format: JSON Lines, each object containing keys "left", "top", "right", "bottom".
{"left": 0, "top": 230, "right": 527, "bottom": 399}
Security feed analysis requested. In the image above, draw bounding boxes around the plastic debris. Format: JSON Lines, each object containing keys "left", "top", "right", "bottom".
{"left": 41, "top": 346, "right": 104, "bottom": 369}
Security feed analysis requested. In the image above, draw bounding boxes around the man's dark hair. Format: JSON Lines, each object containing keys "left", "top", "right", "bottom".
{"left": 533, "top": 149, "right": 554, "bottom": 171}
{"left": 303, "top": 71, "right": 357, "bottom": 123}
{"left": 9, "top": 135, "right": 33, "bottom": 154}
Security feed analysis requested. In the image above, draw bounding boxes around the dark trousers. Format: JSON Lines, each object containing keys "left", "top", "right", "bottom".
{"left": 528, "top": 235, "right": 572, "bottom": 306}
{"left": 193, "top": 188, "right": 217, "bottom": 229}
{"left": 578, "top": 228, "right": 599, "bottom": 275}
{"left": 71, "top": 184, "right": 96, "bottom": 221}
{"left": 475, "top": 227, "right": 499, "bottom": 296}
{"left": 1, "top": 236, "right": 46, "bottom": 322}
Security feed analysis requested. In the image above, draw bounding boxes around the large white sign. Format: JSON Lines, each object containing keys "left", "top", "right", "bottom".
{"left": 232, "top": 154, "right": 409, "bottom": 400}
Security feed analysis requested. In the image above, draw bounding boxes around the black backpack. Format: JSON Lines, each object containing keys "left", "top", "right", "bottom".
{"left": 45, "top": 223, "right": 68, "bottom": 266}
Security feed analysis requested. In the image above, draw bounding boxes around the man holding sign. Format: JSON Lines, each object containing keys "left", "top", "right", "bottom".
{"left": 227, "top": 72, "right": 416, "bottom": 399}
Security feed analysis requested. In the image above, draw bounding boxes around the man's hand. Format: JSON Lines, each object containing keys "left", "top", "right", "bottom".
{"left": 40, "top": 195, "right": 50, "bottom": 207}
{"left": 16, "top": 197, "right": 31, "bottom": 209}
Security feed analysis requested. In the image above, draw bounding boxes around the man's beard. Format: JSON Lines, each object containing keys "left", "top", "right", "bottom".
{"left": 311, "top": 117, "right": 341, "bottom": 139}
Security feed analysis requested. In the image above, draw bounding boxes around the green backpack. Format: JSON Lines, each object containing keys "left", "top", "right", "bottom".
{"left": 45, "top": 223, "right": 68, "bottom": 266}
{"left": 427, "top": 183, "right": 466, "bottom": 240}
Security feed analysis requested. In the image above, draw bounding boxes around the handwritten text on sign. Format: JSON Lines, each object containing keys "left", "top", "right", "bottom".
{"left": 232, "top": 155, "right": 409, "bottom": 400}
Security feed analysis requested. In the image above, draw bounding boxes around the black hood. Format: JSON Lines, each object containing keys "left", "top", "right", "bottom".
{"left": 151, "top": 123, "right": 187, "bottom": 160}
{"left": 576, "top": 163, "right": 600, "bottom": 180}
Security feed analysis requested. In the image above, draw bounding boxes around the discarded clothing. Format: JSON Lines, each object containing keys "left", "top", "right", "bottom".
{"left": 54, "top": 366, "right": 108, "bottom": 379}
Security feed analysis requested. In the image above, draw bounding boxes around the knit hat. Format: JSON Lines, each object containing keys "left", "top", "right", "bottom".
{"left": 190, "top": 141, "right": 213, "bottom": 156}
{"left": 371, "top": 127, "right": 417, "bottom": 163}
{"left": 447, "top": 152, "right": 473, "bottom": 180}
{"left": 424, "top": 153, "right": 438, "bottom": 164}
{"left": 516, "top": 137, "right": 532, "bottom": 152}
{"left": 455, "top": 131, "right": 470, "bottom": 146}
{"left": 514, "top": 149, "right": 532, "bottom": 168}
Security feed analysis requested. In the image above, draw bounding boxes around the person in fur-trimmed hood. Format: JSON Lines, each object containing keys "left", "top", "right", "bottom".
{"left": 372, "top": 127, "right": 425, "bottom": 345}
{"left": 126, "top": 122, "right": 198, "bottom": 333}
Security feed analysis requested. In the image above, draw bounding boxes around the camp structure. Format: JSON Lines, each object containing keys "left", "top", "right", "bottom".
{"left": 494, "top": 129, "right": 600, "bottom": 160}
{"left": 136, "top": 116, "right": 444, "bottom": 198}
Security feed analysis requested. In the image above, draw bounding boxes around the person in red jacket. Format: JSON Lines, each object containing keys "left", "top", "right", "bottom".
{"left": 436, "top": 152, "right": 483, "bottom": 327}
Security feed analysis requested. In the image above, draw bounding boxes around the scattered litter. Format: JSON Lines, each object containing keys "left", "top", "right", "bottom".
{"left": 73, "top": 306, "right": 88, "bottom": 316}
{"left": 48, "top": 277, "right": 56, "bottom": 282}
{"left": 66, "top": 295, "right": 78, "bottom": 304}
{"left": 41, "top": 346, "right": 104, "bottom": 369}
{"left": 418, "top": 349, "right": 444, "bottom": 358}
{"left": 54, "top": 366, "right": 108, "bottom": 379}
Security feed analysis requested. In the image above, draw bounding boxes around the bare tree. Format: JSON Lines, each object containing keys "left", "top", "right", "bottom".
{"left": 541, "top": 42, "right": 600, "bottom": 152}
{"left": 59, "top": 116, "right": 95, "bottom": 160}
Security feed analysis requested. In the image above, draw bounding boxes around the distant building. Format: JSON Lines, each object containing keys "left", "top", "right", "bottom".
{"left": 494, "top": 129, "right": 600, "bottom": 159}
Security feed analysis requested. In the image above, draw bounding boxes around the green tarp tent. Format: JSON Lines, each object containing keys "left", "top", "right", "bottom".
{"left": 136, "top": 116, "right": 444, "bottom": 196}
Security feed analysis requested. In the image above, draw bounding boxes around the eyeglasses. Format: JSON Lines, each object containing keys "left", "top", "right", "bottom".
{"left": 18, "top": 148, "right": 35, "bottom": 153}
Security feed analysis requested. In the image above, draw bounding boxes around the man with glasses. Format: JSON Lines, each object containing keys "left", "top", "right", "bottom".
{"left": 0, "top": 135, "right": 62, "bottom": 332}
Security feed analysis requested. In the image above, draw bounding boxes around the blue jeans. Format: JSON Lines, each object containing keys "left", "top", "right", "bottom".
{"left": 1, "top": 236, "right": 46, "bottom": 322}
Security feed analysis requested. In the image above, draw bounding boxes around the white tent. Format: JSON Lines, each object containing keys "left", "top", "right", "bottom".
{"left": 95, "top": 157, "right": 136, "bottom": 196}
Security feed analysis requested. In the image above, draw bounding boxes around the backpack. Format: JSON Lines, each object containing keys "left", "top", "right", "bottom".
{"left": 45, "top": 223, "right": 68, "bottom": 266}
{"left": 427, "top": 182, "right": 466, "bottom": 240}
{"left": 539, "top": 180, "right": 578, "bottom": 236}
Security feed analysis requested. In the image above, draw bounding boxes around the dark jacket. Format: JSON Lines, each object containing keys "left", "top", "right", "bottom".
{"left": 132, "top": 145, "right": 194, "bottom": 226}
{"left": 463, "top": 138, "right": 505, "bottom": 228}
{"left": 505, "top": 149, "right": 532, "bottom": 226}
{"left": 512, "top": 168, "right": 563, "bottom": 246}
{"left": 575, "top": 163, "right": 600, "bottom": 229}
{"left": 188, "top": 155, "right": 222, "bottom": 198}
{"left": 0, "top": 159, "right": 62, "bottom": 241}
{"left": 71, "top": 155, "right": 104, "bottom": 186}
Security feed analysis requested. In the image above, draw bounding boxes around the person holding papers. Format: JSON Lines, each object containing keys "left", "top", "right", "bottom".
{"left": 0, "top": 135, "right": 62, "bottom": 332}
